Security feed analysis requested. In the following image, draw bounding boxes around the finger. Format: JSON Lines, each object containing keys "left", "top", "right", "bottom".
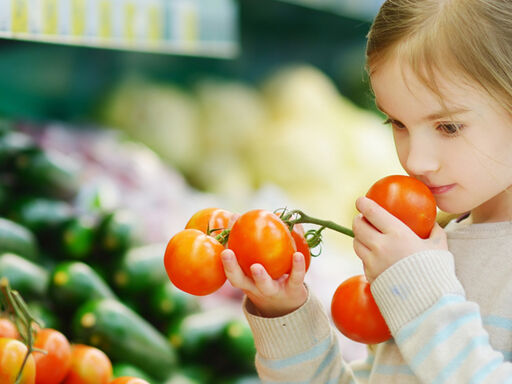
{"left": 221, "top": 249, "right": 254, "bottom": 291}
{"left": 353, "top": 237, "right": 373, "bottom": 263}
{"left": 287, "top": 252, "right": 306, "bottom": 288}
{"left": 352, "top": 213, "right": 382, "bottom": 249}
{"left": 356, "top": 196, "right": 408, "bottom": 235}
{"left": 251, "top": 264, "right": 280, "bottom": 296}
{"left": 428, "top": 222, "right": 448, "bottom": 246}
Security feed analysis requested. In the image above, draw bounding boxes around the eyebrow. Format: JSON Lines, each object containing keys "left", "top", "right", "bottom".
{"left": 375, "top": 103, "right": 470, "bottom": 121}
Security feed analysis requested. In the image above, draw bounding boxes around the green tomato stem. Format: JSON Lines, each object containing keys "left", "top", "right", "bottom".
{"left": 0, "top": 278, "right": 45, "bottom": 384}
{"left": 288, "top": 210, "right": 355, "bottom": 238}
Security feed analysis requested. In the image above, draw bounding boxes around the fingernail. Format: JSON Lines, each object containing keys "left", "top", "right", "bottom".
{"left": 293, "top": 253, "right": 302, "bottom": 262}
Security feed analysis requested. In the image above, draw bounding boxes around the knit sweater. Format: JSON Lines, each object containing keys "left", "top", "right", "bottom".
{"left": 243, "top": 218, "right": 512, "bottom": 383}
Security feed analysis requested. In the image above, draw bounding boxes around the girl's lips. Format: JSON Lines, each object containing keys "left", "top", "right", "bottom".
{"left": 428, "top": 184, "right": 456, "bottom": 194}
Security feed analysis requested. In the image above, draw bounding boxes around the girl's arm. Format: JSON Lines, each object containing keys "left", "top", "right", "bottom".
{"left": 371, "top": 250, "right": 512, "bottom": 383}
{"left": 221, "top": 250, "right": 372, "bottom": 383}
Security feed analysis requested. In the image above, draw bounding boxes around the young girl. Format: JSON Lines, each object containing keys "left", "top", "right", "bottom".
{"left": 221, "top": 0, "right": 512, "bottom": 382}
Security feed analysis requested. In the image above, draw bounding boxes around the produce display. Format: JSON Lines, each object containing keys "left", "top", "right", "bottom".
{"left": 0, "top": 121, "right": 259, "bottom": 383}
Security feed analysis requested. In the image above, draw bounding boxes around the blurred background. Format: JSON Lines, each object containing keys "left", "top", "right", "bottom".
{"left": 0, "top": 0, "right": 405, "bottom": 382}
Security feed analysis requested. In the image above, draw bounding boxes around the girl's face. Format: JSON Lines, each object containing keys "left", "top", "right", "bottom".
{"left": 370, "top": 56, "right": 512, "bottom": 223}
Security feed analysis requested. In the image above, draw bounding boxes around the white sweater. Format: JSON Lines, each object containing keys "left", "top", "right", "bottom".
{"left": 244, "top": 218, "right": 512, "bottom": 383}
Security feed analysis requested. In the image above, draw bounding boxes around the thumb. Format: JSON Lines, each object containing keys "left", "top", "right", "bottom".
{"left": 428, "top": 222, "right": 448, "bottom": 248}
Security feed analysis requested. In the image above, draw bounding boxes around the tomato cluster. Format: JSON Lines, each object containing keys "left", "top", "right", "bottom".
{"left": 164, "top": 208, "right": 311, "bottom": 296}
{"left": 164, "top": 175, "right": 437, "bottom": 346}
{"left": 0, "top": 318, "right": 149, "bottom": 384}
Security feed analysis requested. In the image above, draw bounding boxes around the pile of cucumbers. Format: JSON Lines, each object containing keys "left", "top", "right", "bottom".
{"left": 0, "top": 121, "right": 259, "bottom": 384}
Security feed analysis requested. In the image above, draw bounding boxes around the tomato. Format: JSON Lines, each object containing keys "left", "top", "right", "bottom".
{"left": 227, "top": 209, "right": 296, "bottom": 279}
{"left": 33, "top": 328, "right": 72, "bottom": 384}
{"left": 185, "top": 208, "right": 237, "bottom": 236}
{"left": 110, "top": 378, "right": 149, "bottom": 384}
{"left": 365, "top": 175, "right": 437, "bottom": 239}
{"left": 289, "top": 223, "right": 311, "bottom": 271}
{"left": 164, "top": 229, "right": 226, "bottom": 296}
{"left": 331, "top": 275, "right": 391, "bottom": 344}
{"left": 0, "top": 317, "right": 19, "bottom": 339}
{"left": 0, "top": 337, "right": 36, "bottom": 384}
{"left": 63, "top": 344, "right": 112, "bottom": 384}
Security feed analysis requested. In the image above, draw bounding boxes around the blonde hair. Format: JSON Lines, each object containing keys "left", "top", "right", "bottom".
{"left": 366, "top": 0, "right": 512, "bottom": 115}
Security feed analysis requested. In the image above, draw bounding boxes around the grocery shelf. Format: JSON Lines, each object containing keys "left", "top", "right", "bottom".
{"left": 0, "top": 0, "right": 239, "bottom": 58}
{"left": 276, "top": 0, "right": 384, "bottom": 20}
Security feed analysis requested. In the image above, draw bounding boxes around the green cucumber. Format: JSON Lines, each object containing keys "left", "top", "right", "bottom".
{"left": 0, "top": 131, "right": 36, "bottom": 166}
{"left": 112, "top": 363, "right": 159, "bottom": 384}
{"left": 49, "top": 261, "right": 117, "bottom": 311}
{"left": 97, "top": 210, "right": 139, "bottom": 256}
{"left": 0, "top": 217, "right": 38, "bottom": 261}
{"left": 219, "top": 318, "right": 256, "bottom": 372}
{"left": 163, "top": 365, "right": 214, "bottom": 384}
{"left": 72, "top": 298, "right": 177, "bottom": 380}
{"left": 13, "top": 149, "right": 80, "bottom": 198}
{"left": 113, "top": 243, "right": 167, "bottom": 295}
{"left": 0, "top": 253, "right": 48, "bottom": 300}
{"left": 148, "top": 282, "right": 200, "bottom": 325}
{"left": 60, "top": 215, "right": 97, "bottom": 260}
{"left": 10, "top": 197, "right": 73, "bottom": 235}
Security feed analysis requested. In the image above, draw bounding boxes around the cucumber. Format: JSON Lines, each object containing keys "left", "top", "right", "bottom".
{"left": 166, "top": 309, "right": 236, "bottom": 365}
{"left": 112, "top": 363, "right": 159, "bottom": 384}
{"left": 0, "top": 131, "right": 36, "bottom": 167}
{"left": 10, "top": 197, "right": 73, "bottom": 235}
{"left": 49, "top": 261, "right": 117, "bottom": 311}
{"left": 163, "top": 365, "right": 214, "bottom": 384}
{"left": 72, "top": 298, "right": 177, "bottom": 380}
{"left": 0, "top": 217, "right": 38, "bottom": 261}
{"left": 60, "top": 215, "right": 97, "bottom": 260}
{"left": 218, "top": 375, "right": 261, "bottom": 384}
{"left": 219, "top": 318, "right": 256, "bottom": 372}
{"left": 97, "top": 210, "right": 139, "bottom": 256}
{"left": 112, "top": 243, "right": 167, "bottom": 295}
{"left": 148, "top": 282, "right": 200, "bottom": 326}
{"left": 13, "top": 149, "right": 80, "bottom": 198}
{"left": 0, "top": 253, "right": 48, "bottom": 300}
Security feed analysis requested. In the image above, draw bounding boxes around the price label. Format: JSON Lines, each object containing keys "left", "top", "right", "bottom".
{"left": 12, "top": 0, "right": 29, "bottom": 33}
{"left": 124, "top": 1, "right": 135, "bottom": 40}
{"left": 182, "top": 2, "right": 198, "bottom": 44}
{"left": 147, "top": 4, "right": 163, "bottom": 43}
{"left": 98, "top": 0, "right": 112, "bottom": 39}
{"left": 71, "top": 0, "right": 85, "bottom": 36}
{"left": 42, "top": 0, "right": 58, "bottom": 34}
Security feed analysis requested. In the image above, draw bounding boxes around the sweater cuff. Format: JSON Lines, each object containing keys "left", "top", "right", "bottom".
{"left": 243, "top": 289, "right": 331, "bottom": 359}
{"left": 370, "top": 250, "right": 465, "bottom": 335}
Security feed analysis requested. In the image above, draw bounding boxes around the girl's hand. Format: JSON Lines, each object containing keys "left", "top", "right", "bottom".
{"left": 221, "top": 249, "right": 308, "bottom": 318}
{"left": 353, "top": 196, "right": 448, "bottom": 283}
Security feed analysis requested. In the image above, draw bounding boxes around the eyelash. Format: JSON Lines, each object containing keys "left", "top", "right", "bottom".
{"left": 383, "top": 118, "right": 464, "bottom": 137}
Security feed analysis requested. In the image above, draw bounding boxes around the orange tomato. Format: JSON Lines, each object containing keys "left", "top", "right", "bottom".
{"left": 0, "top": 337, "right": 36, "bottom": 384}
{"left": 185, "top": 207, "right": 237, "bottom": 237}
{"left": 227, "top": 209, "right": 296, "bottom": 279}
{"left": 63, "top": 344, "right": 112, "bottom": 384}
{"left": 0, "top": 317, "right": 19, "bottom": 339}
{"left": 164, "top": 229, "right": 226, "bottom": 296}
{"left": 110, "top": 377, "right": 150, "bottom": 384}
{"left": 289, "top": 223, "right": 311, "bottom": 272}
{"left": 33, "top": 328, "right": 72, "bottom": 384}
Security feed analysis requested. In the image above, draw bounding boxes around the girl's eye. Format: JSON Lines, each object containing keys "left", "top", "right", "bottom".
{"left": 437, "top": 123, "right": 464, "bottom": 136}
{"left": 383, "top": 118, "right": 406, "bottom": 130}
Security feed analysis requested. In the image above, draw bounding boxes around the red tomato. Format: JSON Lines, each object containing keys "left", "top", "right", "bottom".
{"left": 110, "top": 378, "right": 150, "bottom": 384}
{"left": 227, "top": 209, "right": 296, "bottom": 279}
{"left": 164, "top": 229, "right": 226, "bottom": 296}
{"left": 0, "top": 317, "right": 19, "bottom": 339}
{"left": 365, "top": 175, "right": 437, "bottom": 239}
{"left": 0, "top": 337, "right": 36, "bottom": 384}
{"left": 185, "top": 208, "right": 238, "bottom": 237}
{"left": 331, "top": 275, "right": 391, "bottom": 344}
{"left": 63, "top": 344, "right": 112, "bottom": 384}
{"left": 290, "top": 223, "right": 311, "bottom": 272}
{"left": 33, "top": 328, "right": 72, "bottom": 384}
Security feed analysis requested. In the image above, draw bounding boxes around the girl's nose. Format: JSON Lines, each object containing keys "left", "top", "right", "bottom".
{"left": 405, "top": 136, "right": 440, "bottom": 175}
